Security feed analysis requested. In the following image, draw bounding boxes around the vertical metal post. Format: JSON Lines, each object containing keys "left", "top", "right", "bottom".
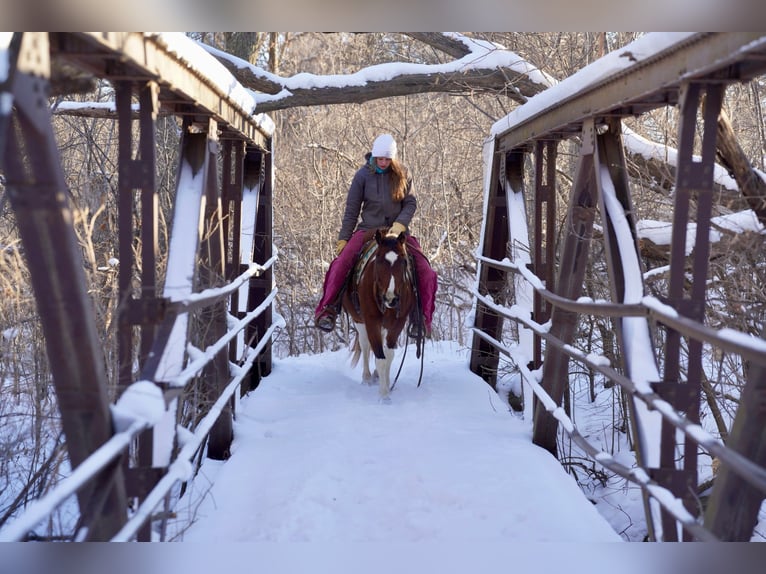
{"left": 655, "top": 82, "right": 724, "bottom": 540}
{"left": 532, "top": 140, "right": 557, "bottom": 368}
{"left": 115, "top": 80, "right": 164, "bottom": 541}
{"left": 3, "top": 33, "right": 127, "bottom": 540}
{"left": 532, "top": 129, "right": 594, "bottom": 457}
{"left": 198, "top": 119, "right": 234, "bottom": 460}
{"left": 222, "top": 140, "right": 246, "bottom": 364}
{"left": 116, "top": 81, "right": 135, "bottom": 390}
{"left": 469, "top": 141, "right": 510, "bottom": 390}
{"left": 245, "top": 143, "right": 274, "bottom": 391}
{"left": 137, "top": 82, "right": 160, "bottom": 363}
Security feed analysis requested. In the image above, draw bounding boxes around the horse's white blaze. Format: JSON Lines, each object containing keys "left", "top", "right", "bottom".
{"left": 385, "top": 274, "right": 396, "bottom": 303}
{"left": 384, "top": 251, "right": 397, "bottom": 265}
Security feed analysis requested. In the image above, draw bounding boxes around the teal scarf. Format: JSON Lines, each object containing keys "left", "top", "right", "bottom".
{"left": 370, "top": 156, "right": 390, "bottom": 174}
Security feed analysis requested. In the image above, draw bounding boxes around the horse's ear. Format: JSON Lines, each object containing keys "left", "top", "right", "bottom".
{"left": 375, "top": 229, "right": 384, "bottom": 243}
{"left": 397, "top": 232, "right": 406, "bottom": 244}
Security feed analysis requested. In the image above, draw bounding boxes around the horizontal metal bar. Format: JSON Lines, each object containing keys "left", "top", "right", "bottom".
{"left": 476, "top": 253, "right": 766, "bottom": 365}
{"left": 496, "top": 33, "right": 766, "bottom": 151}
{"left": 53, "top": 33, "right": 270, "bottom": 150}
{"left": 473, "top": 289, "right": 766, "bottom": 495}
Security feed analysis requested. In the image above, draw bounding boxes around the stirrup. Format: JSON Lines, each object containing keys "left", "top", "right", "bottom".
{"left": 407, "top": 318, "right": 424, "bottom": 339}
{"left": 315, "top": 308, "right": 337, "bottom": 332}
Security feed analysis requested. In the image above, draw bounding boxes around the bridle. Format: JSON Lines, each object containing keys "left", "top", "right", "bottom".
{"left": 371, "top": 239, "right": 410, "bottom": 318}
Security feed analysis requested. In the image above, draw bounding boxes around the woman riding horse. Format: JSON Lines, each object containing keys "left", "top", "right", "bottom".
{"left": 342, "top": 227, "right": 416, "bottom": 401}
{"left": 314, "top": 133, "right": 437, "bottom": 337}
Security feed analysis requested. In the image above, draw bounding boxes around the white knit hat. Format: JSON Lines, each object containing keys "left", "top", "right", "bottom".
{"left": 371, "top": 134, "right": 397, "bottom": 159}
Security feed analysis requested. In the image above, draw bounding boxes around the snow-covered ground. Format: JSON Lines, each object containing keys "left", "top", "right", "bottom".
{"left": 170, "top": 340, "right": 623, "bottom": 544}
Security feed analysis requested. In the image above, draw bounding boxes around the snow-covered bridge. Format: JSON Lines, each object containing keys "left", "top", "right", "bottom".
{"left": 1, "top": 32, "right": 766, "bottom": 543}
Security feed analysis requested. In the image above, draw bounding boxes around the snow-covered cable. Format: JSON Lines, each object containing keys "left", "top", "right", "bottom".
{"left": 470, "top": 325, "right": 717, "bottom": 541}
{"left": 472, "top": 287, "right": 766, "bottom": 494}
{"left": 111, "top": 322, "right": 278, "bottom": 542}
{"left": 0, "top": 420, "right": 147, "bottom": 542}
{"left": 166, "top": 287, "right": 278, "bottom": 388}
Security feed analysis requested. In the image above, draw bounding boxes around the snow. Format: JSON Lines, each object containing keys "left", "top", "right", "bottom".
{"left": 171, "top": 341, "right": 623, "bottom": 544}
{"left": 150, "top": 33, "right": 274, "bottom": 136}
{"left": 2, "top": 31, "right": 764, "bottom": 551}
{"left": 490, "top": 33, "right": 698, "bottom": 136}
{"left": 201, "top": 32, "right": 554, "bottom": 108}
{"left": 637, "top": 209, "right": 764, "bottom": 255}
{"left": 153, "top": 128, "right": 205, "bottom": 385}
{"left": 110, "top": 380, "right": 165, "bottom": 433}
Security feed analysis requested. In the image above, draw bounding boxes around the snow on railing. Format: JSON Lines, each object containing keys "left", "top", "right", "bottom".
{"left": 0, "top": 271, "right": 279, "bottom": 542}
{"left": 471, "top": 253, "right": 766, "bottom": 540}
{"left": 110, "top": 321, "right": 279, "bottom": 542}
{"left": 470, "top": 324, "right": 717, "bottom": 542}
{"left": 0, "top": 420, "right": 148, "bottom": 542}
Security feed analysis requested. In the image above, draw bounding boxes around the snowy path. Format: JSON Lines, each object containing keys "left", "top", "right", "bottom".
{"left": 174, "top": 341, "right": 621, "bottom": 543}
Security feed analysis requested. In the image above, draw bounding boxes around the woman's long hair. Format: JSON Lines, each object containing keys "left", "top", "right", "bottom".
{"left": 389, "top": 159, "right": 408, "bottom": 202}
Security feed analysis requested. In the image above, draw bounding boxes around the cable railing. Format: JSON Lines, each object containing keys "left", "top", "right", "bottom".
{"left": 1, "top": 32, "right": 278, "bottom": 541}
{"left": 112, "top": 318, "right": 279, "bottom": 542}
{"left": 472, "top": 250, "right": 766, "bottom": 540}
{"left": 470, "top": 325, "right": 717, "bottom": 541}
{"left": 0, "top": 262, "right": 278, "bottom": 542}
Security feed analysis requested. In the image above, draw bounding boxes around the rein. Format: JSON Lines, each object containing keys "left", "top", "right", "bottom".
{"left": 390, "top": 333, "right": 425, "bottom": 391}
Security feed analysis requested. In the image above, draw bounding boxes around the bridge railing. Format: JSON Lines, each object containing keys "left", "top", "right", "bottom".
{"left": 472, "top": 253, "right": 766, "bottom": 542}
{"left": 0, "top": 33, "right": 277, "bottom": 541}
{"left": 469, "top": 32, "right": 766, "bottom": 541}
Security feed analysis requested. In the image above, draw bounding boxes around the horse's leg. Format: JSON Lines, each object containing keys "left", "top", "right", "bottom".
{"left": 374, "top": 327, "right": 399, "bottom": 402}
{"left": 376, "top": 344, "right": 396, "bottom": 403}
{"left": 357, "top": 323, "right": 375, "bottom": 384}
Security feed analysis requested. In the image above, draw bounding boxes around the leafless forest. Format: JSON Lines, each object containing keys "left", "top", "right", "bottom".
{"left": 1, "top": 32, "right": 765, "bottom": 537}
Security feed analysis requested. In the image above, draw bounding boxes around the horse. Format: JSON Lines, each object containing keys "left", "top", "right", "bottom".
{"left": 342, "top": 227, "right": 416, "bottom": 402}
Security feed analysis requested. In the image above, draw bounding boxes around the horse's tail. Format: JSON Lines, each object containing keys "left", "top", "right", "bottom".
{"left": 349, "top": 331, "right": 361, "bottom": 368}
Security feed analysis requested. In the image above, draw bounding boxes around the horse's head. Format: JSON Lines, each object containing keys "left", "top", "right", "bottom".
{"left": 372, "top": 228, "right": 411, "bottom": 315}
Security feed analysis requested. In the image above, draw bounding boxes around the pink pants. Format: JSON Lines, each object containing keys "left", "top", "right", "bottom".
{"left": 315, "top": 230, "right": 438, "bottom": 329}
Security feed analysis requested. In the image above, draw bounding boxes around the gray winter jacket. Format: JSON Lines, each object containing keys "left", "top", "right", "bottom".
{"left": 338, "top": 158, "right": 417, "bottom": 241}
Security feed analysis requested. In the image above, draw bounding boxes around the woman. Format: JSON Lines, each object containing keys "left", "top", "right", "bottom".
{"left": 314, "top": 133, "right": 437, "bottom": 337}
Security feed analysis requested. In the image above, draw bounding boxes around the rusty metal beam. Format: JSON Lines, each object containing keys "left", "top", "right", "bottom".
{"left": 654, "top": 82, "right": 724, "bottom": 541}
{"left": 532, "top": 126, "right": 596, "bottom": 457}
{"left": 197, "top": 118, "right": 235, "bottom": 461}
{"left": 244, "top": 144, "right": 274, "bottom": 391}
{"left": 116, "top": 81, "right": 136, "bottom": 389}
{"left": 593, "top": 117, "right": 659, "bottom": 540}
{"left": 532, "top": 140, "right": 557, "bottom": 369}
{"left": 469, "top": 142, "right": 511, "bottom": 391}
{"left": 2, "top": 33, "right": 128, "bottom": 540}
{"left": 222, "top": 140, "right": 246, "bottom": 364}
{"left": 497, "top": 33, "right": 766, "bottom": 152}
{"left": 49, "top": 33, "right": 269, "bottom": 150}
{"left": 704, "top": 327, "right": 766, "bottom": 540}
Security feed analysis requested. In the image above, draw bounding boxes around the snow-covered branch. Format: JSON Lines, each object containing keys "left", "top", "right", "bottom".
{"left": 201, "top": 32, "right": 554, "bottom": 113}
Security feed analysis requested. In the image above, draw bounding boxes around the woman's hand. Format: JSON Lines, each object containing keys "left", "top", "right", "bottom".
{"left": 386, "top": 222, "right": 407, "bottom": 237}
{"left": 335, "top": 239, "right": 348, "bottom": 256}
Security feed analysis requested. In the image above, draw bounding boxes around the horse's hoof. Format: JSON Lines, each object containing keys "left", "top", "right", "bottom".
{"left": 379, "top": 395, "right": 392, "bottom": 404}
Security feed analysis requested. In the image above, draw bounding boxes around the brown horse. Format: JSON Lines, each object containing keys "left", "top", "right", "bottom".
{"left": 342, "top": 228, "right": 416, "bottom": 402}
